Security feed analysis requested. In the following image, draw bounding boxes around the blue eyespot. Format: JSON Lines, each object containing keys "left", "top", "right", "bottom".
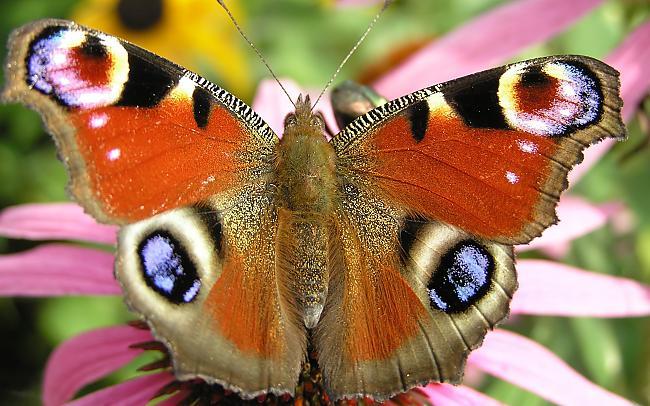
{"left": 138, "top": 231, "right": 201, "bottom": 303}
{"left": 428, "top": 241, "right": 494, "bottom": 313}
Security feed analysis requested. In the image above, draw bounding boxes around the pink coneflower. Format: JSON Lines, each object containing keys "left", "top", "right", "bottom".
{"left": 2, "top": 0, "right": 650, "bottom": 404}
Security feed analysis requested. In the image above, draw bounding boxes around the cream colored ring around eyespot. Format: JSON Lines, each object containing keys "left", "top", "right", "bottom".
{"left": 99, "top": 34, "right": 130, "bottom": 105}
{"left": 116, "top": 206, "right": 220, "bottom": 317}
{"left": 403, "top": 221, "right": 514, "bottom": 315}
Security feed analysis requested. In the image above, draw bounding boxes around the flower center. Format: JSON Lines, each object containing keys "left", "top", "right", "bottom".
{"left": 116, "top": 0, "right": 164, "bottom": 31}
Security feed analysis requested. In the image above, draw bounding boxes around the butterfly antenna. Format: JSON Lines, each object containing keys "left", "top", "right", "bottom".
{"left": 312, "top": 0, "right": 393, "bottom": 111}
{"left": 216, "top": 0, "right": 296, "bottom": 108}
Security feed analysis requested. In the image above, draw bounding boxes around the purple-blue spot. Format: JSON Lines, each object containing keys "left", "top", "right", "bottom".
{"left": 428, "top": 240, "right": 494, "bottom": 313}
{"left": 138, "top": 231, "right": 201, "bottom": 304}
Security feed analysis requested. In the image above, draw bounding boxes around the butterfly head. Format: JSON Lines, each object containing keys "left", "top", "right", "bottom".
{"left": 283, "top": 94, "right": 326, "bottom": 139}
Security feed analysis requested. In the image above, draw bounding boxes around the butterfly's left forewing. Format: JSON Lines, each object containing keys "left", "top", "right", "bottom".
{"left": 2, "top": 19, "right": 305, "bottom": 397}
{"left": 2, "top": 19, "right": 277, "bottom": 225}
{"left": 318, "top": 56, "right": 624, "bottom": 399}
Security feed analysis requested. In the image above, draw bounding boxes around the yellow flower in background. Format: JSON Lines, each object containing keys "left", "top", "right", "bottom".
{"left": 73, "top": 0, "right": 254, "bottom": 98}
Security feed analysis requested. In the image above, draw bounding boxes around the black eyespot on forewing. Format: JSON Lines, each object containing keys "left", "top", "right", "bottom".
{"left": 192, "top": 87, "right": 212, "bottom": 129}
{"left": 444, "top": 68, "right": 510, "bottom": 130}
{"left": 79, "top": 35, "right": 108, "bottom": 59}
{"left": 406, "top": 100, "right": 430, "bottom": 143}
{"left": 25, "top": 25, "right": 66, "bottom": 72}
{"left": 116, "top": 43, "right": 178, "bottom": 107}
{"left": 561, "top": 60, "right": 605, "bottom": 131}
{"left": 428, "top": 240, "right": 494, "bottom": 313}
{"left": 138, "top": 231, "right": 201, "bottom": 304}
{"left": 519, "top": 65, "right": 549, "bottom": 87}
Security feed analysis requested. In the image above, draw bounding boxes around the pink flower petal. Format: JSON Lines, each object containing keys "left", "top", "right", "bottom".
{"left": 538, "top": 242, "right": 572, "bottom": 259}
{"left": 252, "top": 80, "right": 341, "bottom": 138}
{"left": 511, "top": 259, "right": 650, "bottom": 317}
{"left": 68, "top": 372, "right": 173, "bottom": 406}
{"left": 418, "top": 383, "right": 503, "bottom": 406}
{"left": 469, "top": 330, "right": 633, "bottom": 405}
{"left": 43, "top": 325, "right": 154, "bottom": 406}
{"left": 609, "top": 21, "right": 650, "bottom": 124}
{"left": 373, "top": 0, "right": 602, "bottom": 98}
{"left": 252, "top": 78, "right": 303, "bottom": 136}
{"left": 0, "top": 203, "right": 116, "bottom": 244}
{"left": 570, "top": 21, "right": 650, "bottom": 184}
{"left": 516, "top": 196, "right": 618, "bottom": 255}
{"left": 0, "top": 244, "right": 120, "bottom": 296}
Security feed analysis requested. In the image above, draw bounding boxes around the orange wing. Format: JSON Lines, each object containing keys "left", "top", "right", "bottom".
{"left": 4, "top": 20, "right": 305, "bottom": 397}
{"left": 2, "top": 19, "right": 276, "bottom": 224}
{"left": 316, "top": 56, "right": 625, "bottom": 399}
{"left": 332, "top": 56, "right": 625, "bottom": 244}
{"left": 314, "top": 180, "right": 517, "bottom": 399}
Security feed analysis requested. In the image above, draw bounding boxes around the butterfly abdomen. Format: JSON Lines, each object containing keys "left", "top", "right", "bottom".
{"left": 277, "top": 210, "right": 331, "bottom": 329}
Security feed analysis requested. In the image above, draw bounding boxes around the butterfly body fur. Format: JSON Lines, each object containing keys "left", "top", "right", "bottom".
{"left": 275, "top": 96, "right": 338, "bottom": 328}
{"left": 1, "top": 19, "right": 625, "bottom": 401}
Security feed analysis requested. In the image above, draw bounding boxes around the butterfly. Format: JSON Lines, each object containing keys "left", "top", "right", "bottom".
{"left": 2, "top": 19, "right": 625, "bottom": 401}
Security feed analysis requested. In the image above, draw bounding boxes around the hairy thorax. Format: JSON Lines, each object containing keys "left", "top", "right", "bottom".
{"left": 276, "top": 123, "right": 337, "bottom": 213}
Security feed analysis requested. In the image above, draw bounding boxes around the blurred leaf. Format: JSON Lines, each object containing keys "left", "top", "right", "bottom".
{"left": 550, "top": 0, "right": 626, "bottom": 58}
{"left": 37, "top": 296, "right": 131, "bottom": 344}
{"left": 571, "top": 318, "right": 623, "bottom": 388}
{"left": 483, "top": 377, "right": 546, "bottom": 406}
{"left": 23, "top": 148, "right": 67, "bottom": 203}
{"left": 0, "top": 143, "right": 21, "bottom": 204}
{"left": 570, "top": 228, "right": 620, "bottom": 276}
{"left": 0, "top": 105, "right": 45, "bottom": 150}
{"left": 636, "top": 226, "right": 650, "bottom": 282}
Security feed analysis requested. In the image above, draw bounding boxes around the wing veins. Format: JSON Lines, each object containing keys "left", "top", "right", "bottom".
{"left": 353, "top": 168, "right": 530, "bottom": 235}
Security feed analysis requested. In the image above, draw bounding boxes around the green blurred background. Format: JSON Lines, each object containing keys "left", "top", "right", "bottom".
{"left": 0, "top": 0, "right": 648, "bottom": 404}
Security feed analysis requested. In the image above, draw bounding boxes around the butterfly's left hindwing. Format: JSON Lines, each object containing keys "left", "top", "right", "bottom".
{"left": 116, "top": 188, "right": 306, "bottom": 397}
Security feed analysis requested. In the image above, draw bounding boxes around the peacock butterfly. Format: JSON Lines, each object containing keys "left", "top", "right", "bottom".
{"left": 1, "top": 17, "right": 625, "bottom": 401}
